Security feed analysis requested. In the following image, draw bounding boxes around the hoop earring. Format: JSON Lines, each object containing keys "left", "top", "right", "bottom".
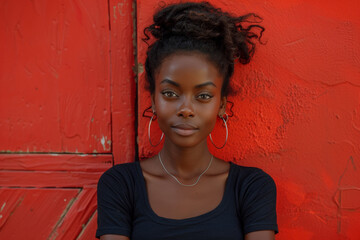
{"left": 209, "top": 113, "right": 228, "bottom": 149}
{"left": 148, "top": 113, "right": 164, "bottom": 147}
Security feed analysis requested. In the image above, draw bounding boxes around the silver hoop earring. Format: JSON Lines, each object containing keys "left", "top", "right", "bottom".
{"left": 209, "top": 113, "right": 228, "bottom": 149}
{"left": 148, "top": 114, "right": 164, "bottom": 147}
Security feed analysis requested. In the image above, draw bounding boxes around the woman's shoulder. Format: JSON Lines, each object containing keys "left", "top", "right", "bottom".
{"left": 229, "top": 162, "right": 276, "bottom": 187}
{"left": 98, "top": 161, "right": 140, "bottom": 186}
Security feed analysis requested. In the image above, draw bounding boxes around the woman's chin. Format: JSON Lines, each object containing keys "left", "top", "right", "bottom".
{"left": 165, "top": 135, "right": 207, "bottom": 149}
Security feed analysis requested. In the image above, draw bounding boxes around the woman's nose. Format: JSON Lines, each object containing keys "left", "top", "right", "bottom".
{"left": 177, "top": 97, "right": 194, "bottom": 118}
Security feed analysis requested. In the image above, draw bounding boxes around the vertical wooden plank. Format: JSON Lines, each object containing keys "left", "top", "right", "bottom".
{"left": 109, "top": 0, "right": 136, "bottom": 164}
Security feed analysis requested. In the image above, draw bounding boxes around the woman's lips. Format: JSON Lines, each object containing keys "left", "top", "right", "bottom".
{"left": 171, "top": 124, "right": 198, "bottom": 136}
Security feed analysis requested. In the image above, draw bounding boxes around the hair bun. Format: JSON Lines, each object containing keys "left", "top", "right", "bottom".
{"left": 144, "top": 2, "right": 264, "bottom": 63}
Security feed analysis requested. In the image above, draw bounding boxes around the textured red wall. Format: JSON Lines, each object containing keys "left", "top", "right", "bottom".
{"left": 136, "top": 0, "right": 360, "bottom": 239}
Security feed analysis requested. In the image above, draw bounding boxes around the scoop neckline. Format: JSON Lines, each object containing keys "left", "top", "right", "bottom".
{"left": 135, "top": 161, "right": 234, "bottom": 225}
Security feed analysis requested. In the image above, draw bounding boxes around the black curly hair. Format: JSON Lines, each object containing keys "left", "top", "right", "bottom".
{"left": 143, "top": 1, "right": 264, "bottom": 97}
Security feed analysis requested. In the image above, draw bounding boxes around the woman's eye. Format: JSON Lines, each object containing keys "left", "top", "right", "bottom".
{"left": 162, "top": 91, "right": 178, "bottom": 98}
{"left": 197, "top": 93, "right": 213, "bottom": 100}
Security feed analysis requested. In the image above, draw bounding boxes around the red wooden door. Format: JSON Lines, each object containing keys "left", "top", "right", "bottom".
{"left": 0, "top": 0, "right": 134, "bottom": 239}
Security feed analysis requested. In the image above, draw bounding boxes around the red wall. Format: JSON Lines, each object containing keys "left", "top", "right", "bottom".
{"left": 0, "top": 0, "right": 359, "bottom": 239}
{"left": 137, "top": 1, "right": 360, "bottom": 239}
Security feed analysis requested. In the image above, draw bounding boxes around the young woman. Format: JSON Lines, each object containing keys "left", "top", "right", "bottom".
{"left": 96, "top": 2, "right": 278, "bottom": 240}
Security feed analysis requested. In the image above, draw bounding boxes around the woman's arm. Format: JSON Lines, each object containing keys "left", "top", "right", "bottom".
{"left": 100, "top": 234, "right": 130, "bottom": 240}
{"left": 245, "top": 230, "right": 275, "bottom": 240}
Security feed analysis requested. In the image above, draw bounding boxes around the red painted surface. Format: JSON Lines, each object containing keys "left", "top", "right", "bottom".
{"left": 0, "top": 0, "right": 111, "bottom": 153}
{"left": 50, "top": 187, "right": 97, "bottom": 240}
{"left": 0, "top": 188, "right": 80, "bottom": 239}
{"left": 0, "top": 154, "right": 108, "bottom": 239}
{"left": 136, "top": 0, "right": 360, "bottom": 239}
{"left": 77, "top": 211, "right": 98, "bottom": 240}
{"left": 0, "top": 154, "right": 111, "bottom": 188}
{"left": 0, "top": 154, "right": 112, "bottom": 172}
{"left": 0, "top": 155, "right": 106, "bottom": 240}
{"left": 109, "top": 0, "right": 136, "bottom": 164}
{"left": 1, "top": 171, "right": 101, "bottom": 188}
{"left": 0, "top": 0, "right": 359, "bottom": 239}
{"left": 0, "top": 0, "right": 135, "bottom": 239}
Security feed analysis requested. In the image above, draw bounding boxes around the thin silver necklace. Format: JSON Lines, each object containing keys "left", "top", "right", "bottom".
{"left": 158, "top": 152, "right": 213, "bottom": 187}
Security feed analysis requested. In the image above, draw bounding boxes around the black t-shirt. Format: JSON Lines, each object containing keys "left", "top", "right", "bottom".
{"left": 96, "top": 161, "right": 278, "bottom": 239}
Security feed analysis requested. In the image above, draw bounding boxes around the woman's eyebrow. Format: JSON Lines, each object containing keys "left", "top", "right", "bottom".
{"left": 160, "top": 79, "right": 180, "bottom": 87}
{"left": 160, "top": 79, "right": 216, "bottom": 88}
{"left": 195, "top": 82, "right": 216, "bottom": 89}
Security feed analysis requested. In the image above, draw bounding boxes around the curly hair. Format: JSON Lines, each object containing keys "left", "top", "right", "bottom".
{"left": 143, "top": 1, "right": 264, "bottom": 97}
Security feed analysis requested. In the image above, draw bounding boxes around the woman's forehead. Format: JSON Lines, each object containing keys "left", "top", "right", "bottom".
{"left": 156, "top": 53, "right": 221, "bottom": 82}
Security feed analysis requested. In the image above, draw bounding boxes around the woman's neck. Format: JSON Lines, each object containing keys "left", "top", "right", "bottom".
{"left": 160, "top": 139, "right": 212, "bottom": 178}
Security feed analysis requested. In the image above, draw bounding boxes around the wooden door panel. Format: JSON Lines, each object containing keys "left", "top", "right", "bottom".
{"left": 0, "top": 0, "right": 111, "bottom": 154}
{"left": 0, "top": 188, "right": 80, "bottom": 239}
{"left": 0, "top": 154, "right": 111, "bottom": 239}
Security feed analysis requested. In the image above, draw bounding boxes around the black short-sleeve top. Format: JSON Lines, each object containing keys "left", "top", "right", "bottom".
{"left": 96, "top": 161, "right": 278, "bottom": 239}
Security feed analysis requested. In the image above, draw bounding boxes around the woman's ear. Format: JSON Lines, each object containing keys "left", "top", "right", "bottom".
{"left": 218, "top": 96, "right": 227, "bottom": 116}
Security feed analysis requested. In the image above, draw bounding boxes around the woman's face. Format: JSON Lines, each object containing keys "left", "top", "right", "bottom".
{"left": 152, "top": 52, "right": 226, "bottom": 148}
